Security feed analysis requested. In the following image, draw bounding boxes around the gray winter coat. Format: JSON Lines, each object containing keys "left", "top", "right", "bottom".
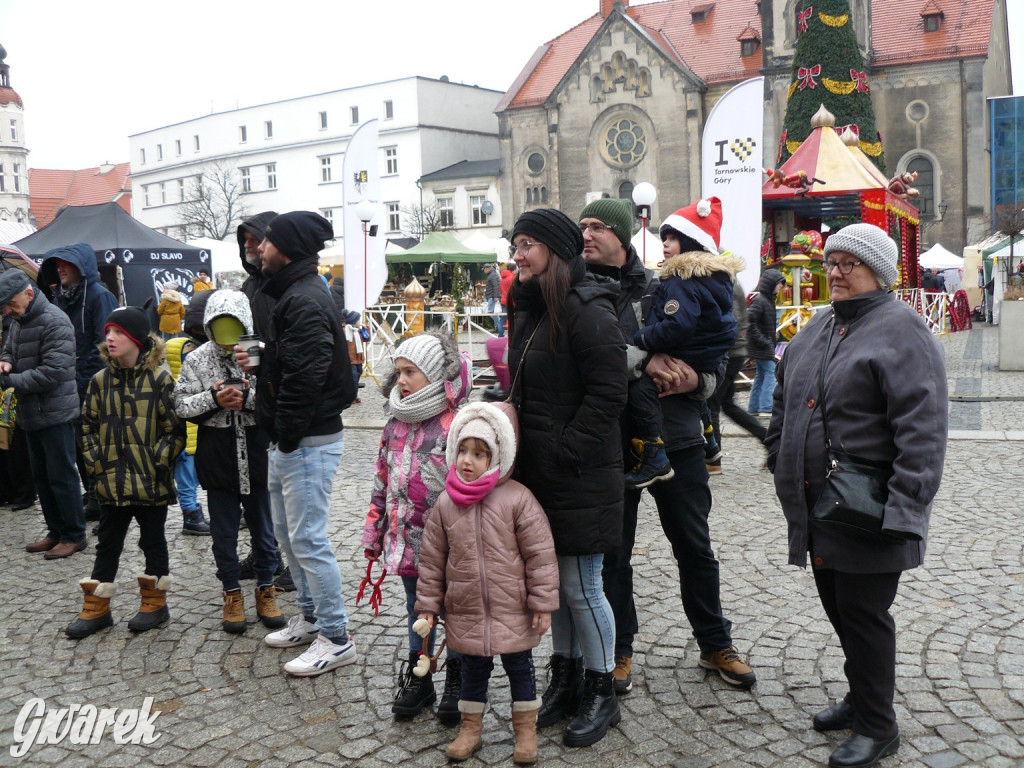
{"left": 0, "top": 290, "right": 80, "bottom": 431}
{"left": 764, "top": 291, "right": 947, "bottom": 573}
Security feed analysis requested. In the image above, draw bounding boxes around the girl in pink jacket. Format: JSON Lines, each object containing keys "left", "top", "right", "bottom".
{"left": 361, "top": 330, "right": 469, "bottom": 723}
{"left": 416, "top": 401, "right": 559, "bottom": 765}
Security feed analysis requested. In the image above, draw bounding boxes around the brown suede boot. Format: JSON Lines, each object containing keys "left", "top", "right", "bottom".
{"left": 255, "top": 584, "right": 286, "bottom": 629}
{"left": 446, "top": 701, "right": 485, "bottom": 761}
{"left": 512, "top": 699, "right": 541, "bottom": 765}
{"left": 65, "top": 579, "right": 116, "bottom": 639}
{"left": 127, "top": 575, "right": 170, "bottom": 632}
{"left": 223, "top": 589, "right": 246, "bottom": 634}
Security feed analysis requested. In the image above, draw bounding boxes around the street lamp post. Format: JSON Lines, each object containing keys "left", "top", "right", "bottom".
{"left": 632, "top": 182, "right": 657, "bottom": 265}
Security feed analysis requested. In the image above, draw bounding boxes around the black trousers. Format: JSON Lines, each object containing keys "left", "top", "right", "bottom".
{"left": 91, "top": 504, "right": 169, "bottom": 583}
{"left": 813, "top": 568, "right": 902, "bottom": 739}
{"left": 707, "top": 354, "right": 766, "bottom": 447}
{"left": 626, "top": 374, "right": 663, "bottom": 441}
{"left": 0, "top": 425, "right": 36, "bottom": 504}
{"left": 460, "top": 650, "right": 537, "bottom": 704}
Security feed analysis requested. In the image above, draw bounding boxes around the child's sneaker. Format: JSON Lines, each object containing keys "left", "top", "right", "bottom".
{"left": 264, "top": 614, "right": 319, "bottom": 648}
{"left": 182, "top": 505, "right": 211, "bottom": 536}
{"left": 624, "top": 440, "right": 675, "bottom": 489}
{"left": 283, "top": 634, "right": 357, "bottom": 677}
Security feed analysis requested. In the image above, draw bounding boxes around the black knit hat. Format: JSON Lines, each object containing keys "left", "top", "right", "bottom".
{"left": 510, "top": 209, "right": 584, "bottom": 263}
{"left": 265, "top": 211, "right": 334, "bottom": 261}
{"left": 104, "top": 306, "right": 150, "bottom": 349}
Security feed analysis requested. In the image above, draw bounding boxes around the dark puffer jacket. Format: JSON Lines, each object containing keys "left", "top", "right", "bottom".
{"left": 0, "top": 289, "right": 79, "bottom": 431}
{"left": 747, "top": 269, "right": 786, "bottom": 360}
{"left": 507, "top": 275, "right": 627, "bottom": 556}
{"left": 256, "top": 258, "right": 356, "bottom": 450}
{"left": 37, "top": 242, "right": 119, "bottom": 398}
{"left": 237, "top": 211, "right": 278, "bottom": 341}
{"left": 82, "top": 336, "right": 184, "bottom": 506}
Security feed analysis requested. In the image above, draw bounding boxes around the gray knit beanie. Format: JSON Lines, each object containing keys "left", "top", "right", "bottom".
{"left": 394, "top": 333, "right": 447, "bottom": 383}
{"left": 823, "top": 223, "right": 899, "bottom": 288}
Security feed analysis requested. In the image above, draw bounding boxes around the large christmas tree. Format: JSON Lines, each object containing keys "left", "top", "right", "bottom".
{"left": 779, "top": 0, "right": 886, "bottom": 173}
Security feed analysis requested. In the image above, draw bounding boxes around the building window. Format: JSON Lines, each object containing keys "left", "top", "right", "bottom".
{"left": 599, "top": 116, "right": 648, "bottom": 168}
{"left": 350, "top": 106, "right": 359, "bottom": 125}
{"left": 264, "top": 120, "right": 273, "bottom": 139}
{"left": 9, "top": 120, "right": 17, "bottom": 142}
{"left": 384, "top": 100, "right": 394, "bottom": 120}
{"left": 321, "top": 157, "right": 332, "bottom": 182}
{"left": 741, "top": 39, "right": 759, "bottom": 57}
{"left": 241, "top": 167, "right": 252, "bottom": 193}
{"left": 239, "top": 125, "right": 247, "bottom": 143}
{"left": 159, "top": 182, "right": 167, "bottom": 204}
{"left": 907, "top": 157, "right": 935, "bottom": 217}
{"left": 12, "top": 163, "right": 20, "bottom": 192}
{"left": 319, "top": 111, "right": 328, "bottom": 129}
{"left": 923, "top": 12, "right": 943, "bottom": 32}
{"left": 471, "top": 195, "right": 488, "bottom": 226}
{"left": 526, "top": 152, "right": 545, "bottom": 173}
{"left": 144, "top": 184, "right": 152, "bottom": 207}
{"left": 438, "top": 197, "right": 454, "bottom": 228}
{"left": 385, "top": 147, "right": 398, "bottom": 175}
{"left": 177, "top": 178, "right": 186, "bottom": 202}
{"left": 193, "top": 135, "right": 200, "bottom": 152}
{"left": 140, "top": 148, "right": 146, "bottom": 165}
{"left": 387, "top": 202, "right": 401, "bottom": 232}
{"left": 156, "top": 144, "right": 162, "bottom": 161}
{"left": 0, "top": 163, "right": 5, "bottom": 192}
{"left": 320, "top": 208, "right": 333, "bottom": 225}
{"left": 266, "top": 163, "right": 277, "bottom": 190}
{"left": 175, "top": 139, "right": 182, "bottom": 156}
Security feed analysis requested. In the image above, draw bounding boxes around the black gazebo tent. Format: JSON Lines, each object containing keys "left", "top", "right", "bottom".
{"left": 14, "top": 203, "right": 211, "bottom": 306}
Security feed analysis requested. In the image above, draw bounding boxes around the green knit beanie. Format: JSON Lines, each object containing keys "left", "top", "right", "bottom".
{"left": 578, "top": 198, "right": 634, "bottom": 250}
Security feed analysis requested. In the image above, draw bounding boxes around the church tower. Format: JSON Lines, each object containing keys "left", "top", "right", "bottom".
{"left": 0, "top": 43, "right": 32, "bottom": 225}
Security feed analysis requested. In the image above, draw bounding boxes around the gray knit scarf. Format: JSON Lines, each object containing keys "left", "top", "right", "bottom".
{"left": 387, "top": 378, "right": 456, "bottom": 424}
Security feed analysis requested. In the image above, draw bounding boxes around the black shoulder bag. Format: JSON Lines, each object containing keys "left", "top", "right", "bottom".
{"left": 809, "top": 318, "right": 899, "bottom": 540}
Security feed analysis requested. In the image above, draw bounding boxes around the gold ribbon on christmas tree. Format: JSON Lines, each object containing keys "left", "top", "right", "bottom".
{"left": 859, "top": 139, "right": 883, "bottom": 156}
{"left": 820, "top": 12, "right": 849, "bottom": 26}
{"left": 786, "top": 140, "right": 803, "bottom": 154}
{"left": 787, "top": 81, "right": 798, "bottom": 99}
{"left": 823, "top": 78, "right": 855, "bottom": 95}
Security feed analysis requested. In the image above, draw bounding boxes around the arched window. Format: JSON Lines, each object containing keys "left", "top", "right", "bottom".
{"left": 541, "top": 186, "right": 548, "bottom": 203}
{"left": 618, "top": 181, "right": 634, "bottom": 201}
{"left": 907, "top": 156, "right": 935, "bottom": 217}
{"left": 525, "top": 187, "right": 533, "bottom": 205}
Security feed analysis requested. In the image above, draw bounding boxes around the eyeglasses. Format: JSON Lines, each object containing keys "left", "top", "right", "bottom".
{"left": 825, "top": 258, "right": 864, "bottom": 276}
{"left": 509, "top": 241, "right": 540, "bottom": 258}
{"left": 579, "top": 223, "right": 611, "bottom": 235}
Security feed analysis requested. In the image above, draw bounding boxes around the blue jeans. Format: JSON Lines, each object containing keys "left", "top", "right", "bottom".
{"left": 208, "top": 488, "right": 278, "bottom": 591}
{"left": 174, "top": 452, "right": 199, "bottom": 512}
{"left": 487, "top": 298, "right": 505, "bottom": 338}
{"left": 25, "top": 423, "right": 85, "bottom": 543}
{"left": 748, "top": 358, "right": 776, "bottom": 414}
{"left": 460, "top": 651, "right": 537, "bottom": 704}
{"left": 267, "top": 437, "right": 349, "bottom": 639}
{"left": 551, "top": 554, "right": 615, "bottom": 673}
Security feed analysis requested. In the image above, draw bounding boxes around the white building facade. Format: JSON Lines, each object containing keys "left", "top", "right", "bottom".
{"left": 129, "top": 77, "right": 502, "bottom": 248}
{"left": 0, "top": 43, "right": 31, "bottom": 225}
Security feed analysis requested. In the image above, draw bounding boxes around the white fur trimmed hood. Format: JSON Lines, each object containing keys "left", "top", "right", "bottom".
{"left": 446, "top": 401, "right": 518, "bottom": 483}
{"left": 659, "top": 251, "right": 746, "bottom": 281}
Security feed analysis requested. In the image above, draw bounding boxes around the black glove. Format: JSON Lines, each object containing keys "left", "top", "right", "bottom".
{"left": 0, "top": 373, "right": 10, "bottom": 390}
{"left": 277, "top": 439, "right": 299, "bottom": 454}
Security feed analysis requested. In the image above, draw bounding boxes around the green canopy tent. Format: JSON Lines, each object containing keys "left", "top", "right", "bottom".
{"left": 385, "top": 231, "right": 495, "bottom": 264}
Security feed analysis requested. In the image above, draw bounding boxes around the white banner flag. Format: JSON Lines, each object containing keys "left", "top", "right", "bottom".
{"left": 343, "top": 119, "right": 387, "bottom": 312}
{"left": 701, "top": 77, "right": 764, "bottom": 293}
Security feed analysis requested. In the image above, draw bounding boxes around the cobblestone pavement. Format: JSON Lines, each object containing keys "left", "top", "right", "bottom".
{"left": 1, "top": 323, "right": 1022, "bottom": 767}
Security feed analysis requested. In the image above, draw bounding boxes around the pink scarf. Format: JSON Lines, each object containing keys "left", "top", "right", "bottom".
{"left": 445, "top": 464, "right": 500, "bottom": 507}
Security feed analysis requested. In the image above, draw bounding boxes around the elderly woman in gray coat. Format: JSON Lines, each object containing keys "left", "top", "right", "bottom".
{"left": 765, "top": 223, "right": 947, "bottom": 768}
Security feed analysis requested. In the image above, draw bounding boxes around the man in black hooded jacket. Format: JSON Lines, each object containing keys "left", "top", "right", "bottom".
{"left": 237, "top": 211, "right": 278, "bottom": 341}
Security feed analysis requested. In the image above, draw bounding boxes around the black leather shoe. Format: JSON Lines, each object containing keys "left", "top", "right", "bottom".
{"left": 563, "top": 669, "right": 621, "bottom": 747}
{"left": 829, "top": 733, "right": 899, "bottom": 768}
{"left": 537, "top": 655, "right": 584, "bottom": 728}
{"left": 813, "top": 699, "right": 855, "bottom": 732}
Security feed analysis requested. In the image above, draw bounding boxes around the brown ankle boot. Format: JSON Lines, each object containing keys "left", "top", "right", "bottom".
{"left": 127, "top": 575, "right": 170, "bottom": 632}
{"left": 255, "top": 584, "right": 286, "bottom": 629}
{"left": 446, "top": 701, "right": 485, "bottom": 761}
{"left": 223, "top": 589, "right": 246, "bottom": 633}
{"left": 512, "top": 700, "right": 540, "bottom": 764}
{"left": 65, "top": 579, "right": 116, "bottom": 639}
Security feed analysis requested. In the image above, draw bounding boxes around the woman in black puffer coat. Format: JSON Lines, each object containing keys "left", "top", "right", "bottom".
{"left": 506, "top": 208, "right": 627, "bottom": 748}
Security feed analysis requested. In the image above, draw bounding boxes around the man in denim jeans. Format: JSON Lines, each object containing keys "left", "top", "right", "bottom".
{"left": 237, "top": 211, "right": 358, "bottom": 677}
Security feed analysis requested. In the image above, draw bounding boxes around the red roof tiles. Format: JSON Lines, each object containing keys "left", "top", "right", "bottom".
{"left": 29, "top": 164, "right": 132, "bottom": 228}
{"left": 872, "top": 0, "right": 993, "bottom": 66}
{"left": 0, "top": 86, "right": 22, "bottom": 108}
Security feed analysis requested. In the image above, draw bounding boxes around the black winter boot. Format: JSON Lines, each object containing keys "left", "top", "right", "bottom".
{"left": 537, "top": 655, "right": 584, "bottom": 728}
{"left": 563, "top": 669, "right": 621, "bottom": 747}
{"left": 392, "top": 652, "right": 437, "bottom": 717}
{"left": 436, "top": 657, "right": 462, "bottom": 725}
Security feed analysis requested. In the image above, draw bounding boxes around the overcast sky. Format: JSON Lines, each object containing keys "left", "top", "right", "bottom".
{"left": 3, "top": 0, "right": 1021, "bottom": 171}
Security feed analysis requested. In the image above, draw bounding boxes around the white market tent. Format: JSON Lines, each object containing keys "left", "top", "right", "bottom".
{"left": 459, "top": 231, "right": 511, "bottom": 264}
{"left": 920, "top": 243, "right": 963, "bottom": 270}
{"left": 186, "top": 237, "right": 240, "bottom": 276}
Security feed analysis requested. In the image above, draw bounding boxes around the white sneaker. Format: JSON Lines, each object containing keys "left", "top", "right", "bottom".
{"left": 282, "top": 634, "right": 357, "bottom": 677}
{"left": 264, "top": 614, "right": 319, "bottom": 648}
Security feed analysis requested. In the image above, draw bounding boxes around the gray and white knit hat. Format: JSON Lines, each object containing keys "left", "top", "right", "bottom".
{"left": 394, "top": 333, "right": 447, "bottom": 383}
{"left": 823, "top": 223, "right": 899, "bottom": 288}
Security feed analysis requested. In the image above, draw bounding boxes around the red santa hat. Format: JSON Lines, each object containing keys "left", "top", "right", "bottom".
{"left": 659, "top": 197, "right": 723, "bottom": 255}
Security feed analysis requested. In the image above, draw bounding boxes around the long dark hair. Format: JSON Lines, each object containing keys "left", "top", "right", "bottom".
{"left": 507, "top": 253, "right": 572, "bottom": 350}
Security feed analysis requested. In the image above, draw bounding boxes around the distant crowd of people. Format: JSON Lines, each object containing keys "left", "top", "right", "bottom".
{"left": 0, "top": 203, "right": 947, "bottom": 768}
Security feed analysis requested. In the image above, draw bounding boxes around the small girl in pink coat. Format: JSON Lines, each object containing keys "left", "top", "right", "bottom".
{"left": 416, "top": 401, "right": 559, "bottom": 765}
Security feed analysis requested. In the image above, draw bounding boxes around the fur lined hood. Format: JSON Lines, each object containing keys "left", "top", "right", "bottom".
{"left": 659, "top": 251, "right": 746, "bottom": 282}
{"left": 446, "top": 401, "right": 519, "bottom": 483}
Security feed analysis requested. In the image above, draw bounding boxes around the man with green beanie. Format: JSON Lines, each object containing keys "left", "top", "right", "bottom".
{"left": 579, "top": 197, "right": 757, "bottom": 695}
